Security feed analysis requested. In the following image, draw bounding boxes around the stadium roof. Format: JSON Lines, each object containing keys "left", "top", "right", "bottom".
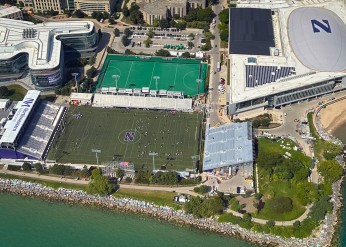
{"left": 0, "top": 90, "right": 40, "bottom": 144}
{"left": 0, "top": 18, "right": 94, "bottom": 70}
{"left": 203, "top": 122, "right": 253, "bottom": 171}
{"left": 229, "top": 8, "right": 275, "bottom": 55}
{"left": 288, "top": 7, "right": 346, "bottom": 72}
{"left": 229, "top": 2, "right": 346, "bottom": 105}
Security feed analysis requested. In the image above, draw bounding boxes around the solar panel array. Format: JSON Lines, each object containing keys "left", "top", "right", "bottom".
{"left": 22, "top": 28, "right": 37, "bottom": 39}
{"left": 17, "top": 102, "right": 61, "bottom": 159}
{"left": 245, "top": 65, "right": 296, "bottom": 88}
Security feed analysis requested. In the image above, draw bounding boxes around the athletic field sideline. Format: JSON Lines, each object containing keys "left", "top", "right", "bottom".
{"left": 48, "top": 106, "right": 202, "bottom": 171}
{"left": 96, "top": 55, "right": 208, "bottom": 96}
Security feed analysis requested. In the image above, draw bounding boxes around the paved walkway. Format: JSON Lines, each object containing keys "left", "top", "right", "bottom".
{"left": 0, "top": 169, "right": 199, "bottom": 196}
{"left": 226, "top": 204, "right": 312, "bottom": 226}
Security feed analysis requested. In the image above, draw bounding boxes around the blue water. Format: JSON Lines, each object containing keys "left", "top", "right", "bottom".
{"left": 0, "top": 193, "right": 259, "bottom": 247}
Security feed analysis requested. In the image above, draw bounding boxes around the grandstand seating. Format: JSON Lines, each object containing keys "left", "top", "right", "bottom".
{"left": 92, "top": 94, "right": 193, "bottom": 112}
{"left": 245, "top": 65, "right": 296, "bottom": 87}
{"left": 274, "top": 82, "right": 335, "bottom": 105}
{"left": 17, "top": 102, "right": 63, "bottom": 159}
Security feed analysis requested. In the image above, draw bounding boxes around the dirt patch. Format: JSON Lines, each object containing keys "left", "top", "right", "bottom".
{"left": 236, "top": 196, "right": 257, "bottom": 213}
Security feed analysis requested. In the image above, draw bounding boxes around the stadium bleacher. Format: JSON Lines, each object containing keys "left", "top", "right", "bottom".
{"left": 93, "top": 94, "right": 193, "bottom": 112}
{"left": 17, "top": 102, "right": 65, "bottom": 159}
{"left": 245, "top": 65, "right": 296, "bottom": 87}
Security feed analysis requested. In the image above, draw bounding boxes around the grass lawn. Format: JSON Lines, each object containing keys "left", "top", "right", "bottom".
{"left": 256, "top": 181, "right": 305, "bottom": 221}
{"left": 1, "top": 84, "right": 27, "bottom": 101}
{"left": 113, "top": 188, "right": 178, "bottom": 207}
{"left": 258, "top": 138, "right": 312, "bottom": 168}
{"left": 48, "top": 106, "right": 202, "bottom": 171}
{"left": 256, "top": 138, "right": 311, "bottom": 221}
{"left": 0, "top": 173, "right": 87, "bottom": 191}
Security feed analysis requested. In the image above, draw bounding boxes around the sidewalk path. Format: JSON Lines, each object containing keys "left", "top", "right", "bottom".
{"left": 0, "top": 169, "right": 199, "bottom": 196}
{"left": 226, "top": 204, "right": 312, "bottom": 226}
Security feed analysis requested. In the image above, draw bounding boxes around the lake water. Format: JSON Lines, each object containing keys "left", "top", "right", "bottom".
{"left": 0, "top": 193, "right": 258, "bottom": 247}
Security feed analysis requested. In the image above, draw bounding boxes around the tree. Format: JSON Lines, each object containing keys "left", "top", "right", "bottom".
{"left": 155, "top": 49, "right": 171, "bottom": 57}
{"left": 293, "top": 220, "right": 301, "bottom": 229}
{"left": 113, "top": 28, "right": 120, "bottom": 37}
{"left": 174, "top": 20, "right": 187, "bottom": 30}
{"left": 193, "top": 185, "right": 210, "bottom": 194}
{"left": 220, "top": 29, "right": 229, "bottom": 42}
{"left": 243, "top": 213, "right": 252, "bottom": 222}
{"left": 80, "top": 165, "right": 91, "bottom": 178}
{"left": 89, "top": 56, "right": 95, "bottom": 65}
{"left": 22, "top": 162, "right": 32, "bottom": 171}
{"left": 116, "top": 168, "right": 124, "bottom": 179}
{"left": 125, "top": 49, "right": 135, "bottom": 55}
{"left": 318, "top": 160, "right": 343, "bottom": 183}
{"left": 121, "top": 35, "right": 131, "bottom": 46}
{"left": 147, "top": 29, "right": 154, "bottom": 38}
{"left": 143, "top": 38, "right": 152, "bottom": 48}
{"left": 86, "top": 66, "right": 97, "bottom": 78}
{"left": 109, "top": 17, "right": 116, "bottom": 24}
{"left": 218, "top": 8, "right": 229, "bottom": 24}
{"left": 122, "top": 6, "right": 130, "bottom": 17}
{"left": 74, "top": 9, "right": 86, "bottom": 18}
{"left": 187, "top": 41, "right": 194, "bottom": 49}
{"left": 158, "top": 19, "right": 171, "bottom": 29}
{"left": 266, "top": 219, "right": 275, "bottom": 227}
{"left": 188, "top": 33, "right": 195, "bottom": 40}
{"left": 308, "top": 195, "right": 332, "bottom": 221}
{"left": 181, "top": 52, "right": 191, "bottom": 58}
{"left": 124, "top": 28, "right": 132, "bottom": 38}
{"left": 125, "top": 177, "right": 133, "bottom": 183}
{"left": 87, "top": 169, "right": 115, "bottom": 195}
{"left": 80, "top": 57, "right": 89, "bottom": 66}
{"left": 196, "top": 7, "right": 214, "bottom": 23}
{"left": 0, "top": 86, "right": 10, "bottom": 97}
{"left": 254, "top": 193, "right": 263, "bottom": 201}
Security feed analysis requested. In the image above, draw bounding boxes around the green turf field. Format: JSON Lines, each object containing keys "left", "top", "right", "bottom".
{"left": 48, "top": 106, "right": 202, "bottom": 171}
{"left": 97, "top": 55, "right": 208, "bottom": 96}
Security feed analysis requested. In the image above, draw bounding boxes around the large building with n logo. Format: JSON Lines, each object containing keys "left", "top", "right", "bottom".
{"left": 228, "top": 2, "right": 346, "bottom": 115}
{"left": 0, "top": 90, "right": 67, "bottom": 160}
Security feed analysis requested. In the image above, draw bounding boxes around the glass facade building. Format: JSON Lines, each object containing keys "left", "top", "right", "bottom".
{"left": 0, "top": 53, "right": 28, "bottom": 81}
{"left": 0, "top": 21, "right": 98, "bottom": 90}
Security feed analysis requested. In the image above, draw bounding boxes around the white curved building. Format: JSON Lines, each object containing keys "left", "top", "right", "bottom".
{"left": 0, "top": 18, "right": 98, "bottom": 89}
{"left": 228, "top": 2, "right": 346, "bottom": 115}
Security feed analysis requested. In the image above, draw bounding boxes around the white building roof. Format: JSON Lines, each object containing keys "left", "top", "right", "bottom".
{"left": 0, "top": 18, "right": 94, "bottom": 70}
{"left": 70, "top": 93, "right": 93, "bottom": 101}
{"left": 0, "top": 5, "right": 21, "bottom": 17}
{"left": 288, "top": 7, "right": 346, "bottom": 72}
{"left": 0, "top": 98, "right": 9, "bottom": 109}
{"left": 203, "top": 122, "right": 253, "bottom": 171}
{"left": 229, "top": 3, "right": 346, "bottom": 105}
{"left": 0, "top": 90, "right": 40, "bottom": 144}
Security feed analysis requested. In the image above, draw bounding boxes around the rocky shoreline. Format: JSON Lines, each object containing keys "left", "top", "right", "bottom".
{"left": 0, "top": 177, "right": 343, "bottom": 247}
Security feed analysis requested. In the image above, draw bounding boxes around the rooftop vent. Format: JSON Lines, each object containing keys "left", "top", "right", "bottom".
{"left": 22, "top": 28, "right": 37, "bottom": 39}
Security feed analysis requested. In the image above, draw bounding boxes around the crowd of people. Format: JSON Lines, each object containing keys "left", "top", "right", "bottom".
{"left": 0, "top": 177, "right": 342, "bottom": 247}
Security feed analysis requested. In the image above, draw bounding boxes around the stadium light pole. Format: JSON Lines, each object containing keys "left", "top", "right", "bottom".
{"left": 112, "top": 74, "right": 120, "bottom": 89}
{"left": 91, "top": 149, "right": 101, "bottom": 165}
{"left": 191, "top": 155, "right": 199, "bottom": 171}
{"left": 149, "top": 152, "right": 158, "bottom": 171}
{"left": 72, "top": 73, "right": 79, "bottom": 93}
{"left": 153, "top": 76, "right": 160, "bottom": 91}
{"left": 196, "top": 79, "right": 202, "bottom": 95}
